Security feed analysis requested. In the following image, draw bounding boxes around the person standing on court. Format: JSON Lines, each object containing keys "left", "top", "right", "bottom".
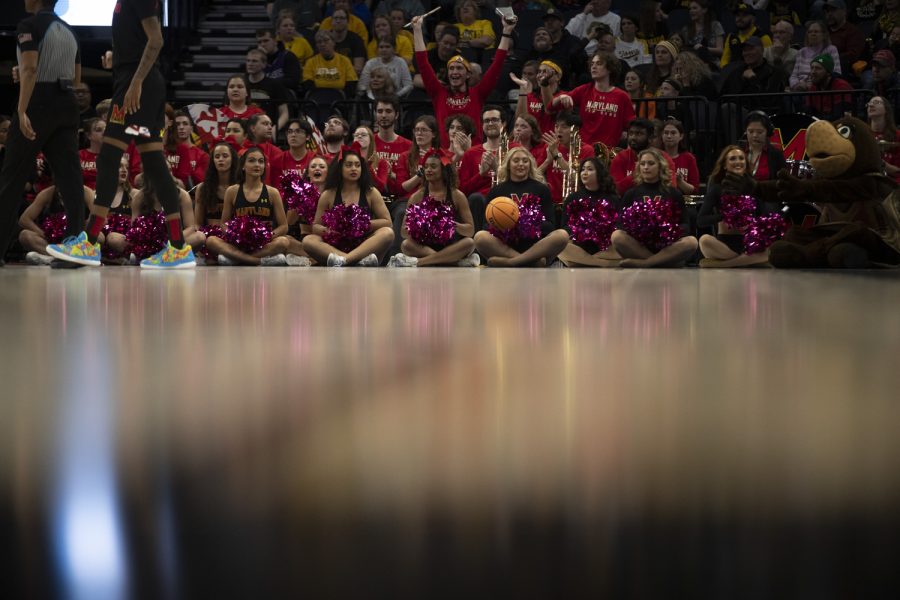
{"left": 49, "top": 0, "right": 196, "bottom": 268}
{"left": 0, "top": 0, "right": 84, "bottom": 266}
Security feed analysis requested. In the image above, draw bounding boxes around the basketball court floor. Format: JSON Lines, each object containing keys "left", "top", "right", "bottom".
{"left": 2, "top": 266, "right": 900, "bottom": 597}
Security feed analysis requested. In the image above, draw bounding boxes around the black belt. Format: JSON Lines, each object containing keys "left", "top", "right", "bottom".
{"left": 35, "top": 78, "right": 73, "bottom": 91}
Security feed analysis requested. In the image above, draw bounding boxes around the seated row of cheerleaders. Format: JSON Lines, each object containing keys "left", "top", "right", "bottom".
{"left": 20, "top": 138, "right": 785, "bottom": 268}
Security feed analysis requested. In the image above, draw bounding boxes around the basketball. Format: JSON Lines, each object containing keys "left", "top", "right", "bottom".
{"left": 486, "top": 197, "right": 519, "bottom": 231}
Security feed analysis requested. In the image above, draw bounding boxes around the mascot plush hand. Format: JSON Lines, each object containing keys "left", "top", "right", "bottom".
{"left": 750, "top": 117, "right": 900, "bottom": 268}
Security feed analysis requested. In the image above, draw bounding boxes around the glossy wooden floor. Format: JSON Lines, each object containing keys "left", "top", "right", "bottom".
{"left": 3, "top": 266, "right": 900, "bottom": 597}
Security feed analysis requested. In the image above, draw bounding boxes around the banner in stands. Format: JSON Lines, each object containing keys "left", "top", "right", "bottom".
{"left": 769, "top": 113, "right": 816, "bottom": 161}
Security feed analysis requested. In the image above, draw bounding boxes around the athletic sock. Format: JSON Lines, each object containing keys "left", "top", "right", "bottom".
{"left": 166, "top": 215, "right": 184, "bottom": 248}
{"left": 86, "top": 214, "right": 106, "bottom": 243}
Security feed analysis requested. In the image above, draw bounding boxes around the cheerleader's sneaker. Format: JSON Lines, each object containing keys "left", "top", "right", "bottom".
{"left": 456, "top": 252, "right": 481, "bottom": 268}
{"left": 140, "top": 242, "right": 196, "bottom": 269}
{"left": 26, "top": 252, "right": 55, "bottom": 266}
{"left": 358, "top": 253, "right": 381, "bottom": 267}
{"left": 326, "top": 253, "right": 346, "bottom": 267}
{"left": 260, "top": 254, "right": 288, "bottom": 266}
{"left": 285, "top": 254, "right": 311, "bottom": 267}
{"left": 388, "top": 253, "right": 418, "bottom": 267}
{"left": 46, "top": 232, "right": 101, "bottom": 266}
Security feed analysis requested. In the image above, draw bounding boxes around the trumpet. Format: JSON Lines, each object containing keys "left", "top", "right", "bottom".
{"left": 492, "top": 131, "right": 509, "bottom": 187}
{"left": 561, "top": 125, "right": 582, "bottom": 199}
{"left": 593, "top": 141, "right": 619, "bottom": 167}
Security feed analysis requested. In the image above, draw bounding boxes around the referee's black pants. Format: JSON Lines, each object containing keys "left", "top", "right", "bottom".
{"left": 0, "top": 83, "right": 84, "bottom": 258}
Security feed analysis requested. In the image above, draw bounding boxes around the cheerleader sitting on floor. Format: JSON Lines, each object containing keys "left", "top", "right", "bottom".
{"left": 697, "top": 145, "right": 777, "bottom": 268}
{"left": 611, "top": 147, "right": 699, "bottom": 267}
{"left": 19, "top": 185, "right": 94, "bottom": 265}
{"left": 559, "top": 156, "right": 622, "bottom": 268}
{"left": 105, "top": 172, "right": 204, "bottom": 262}
{"left": 205, "top": 146, "right": 308, "bottom": 266}
{"left": 391, "top": 148, "right": 477, "bottom": 267}
{"left": 474, "top": 147, "right": 570, "bottom": 267}
{"left": 302, "top": 149, "right": 395, "bottom": 267}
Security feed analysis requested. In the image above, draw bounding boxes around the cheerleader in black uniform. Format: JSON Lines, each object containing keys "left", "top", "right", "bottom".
{"left": 392, "top": 149, "right": 477, "bottom": 267}
{"left": 559, "top": 156, "right": 622, "bottom": 268}
{"left": 474, "top": 146, "right": 570, "bottom": 267}
{"left": 106, "top": 171, "right": 203, "bottom": 259}
{"left": 194, "top": 141, "right": 237, "bottom": 228}
{"left": 611, "top": 147, "right": 698, "bottom": 267}
{"left": 19, "top": 184, "right": 93, "bottom": 264}
{"left": 206, "top": 146, "right": 306, "bottom": 265}
{"left": 99, "top": 157, "right": 137, "bottom": 260}
{"left": 303, "top": 149, "right": 395, "bottom": 267}
{"left": 697, "top": 145, "right": 773, "bottom": 268}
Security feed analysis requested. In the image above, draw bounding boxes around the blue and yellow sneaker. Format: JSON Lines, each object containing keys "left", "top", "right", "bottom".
{"left": 46, "top": 232, "right": 102, "bottom": 266}
{"left": 140, "top": 242, "right": 196, "bottom": 269}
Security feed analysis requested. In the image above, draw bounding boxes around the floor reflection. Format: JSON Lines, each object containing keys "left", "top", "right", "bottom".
{"left": 2, "top": 268, "right": 900, "bottom": 596}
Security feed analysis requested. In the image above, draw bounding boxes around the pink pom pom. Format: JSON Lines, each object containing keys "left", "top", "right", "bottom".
{"left": 322, "top": 203, "right": 371, "bottom": 252}
{"left": 488, "top": 193, "right": 545, "bottom": 244}
{"left": 280, "top": 171, "right": 320, "bottom": 225}
{"left": 40, "top": 213, "right": 68, "bottom": 244}
{"left": 620, "top": 197, "right": 682, "bottom": 253}
{"left": 406, "top": 195, "right": 456, "bottom": 246}
{"left": 126, "top": 211, "right": 167, "bottom": 259}
{"left": 198, "top": 224, "right": 224, "bottom": 261}
{"left": 103, "top": 214, "right": 131, "bottom": 237}
{"left": 743, "top": 213, "right": 789, "bottom": 255}
{"left": 101, "top": 214, "right": 132, "bottom": 261}
{"left": 719, "top": 194, "right": 757, "bottom": 230}
{"left": 222, "top": 216, "right": 273, "bottom": 253}
{"left": 566, "top": 197, "right": 618, "bottom": 250}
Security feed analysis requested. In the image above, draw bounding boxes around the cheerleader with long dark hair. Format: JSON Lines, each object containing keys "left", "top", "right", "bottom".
{"left": 205, "top": 146, "right": 307, "bottom": 266}
{"left": 302, "top": 149, "right": 395, "bottom": 266}
{"left": 194, "top": 141, "right": 238, "bottom": 228}
{"left": 558, "top": 157, "right": 622, "bottom": 267}
{"left": 105, "top": 170, "right": 203, "bottom": 260}
{"left": 390, "top": 149, "right": 477, "bottom": 267}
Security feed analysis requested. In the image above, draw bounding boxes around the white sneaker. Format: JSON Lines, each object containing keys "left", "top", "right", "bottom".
{"left": 285, "top": 254, "right": 311, "bottom": 267}
{"left": 26, "top": 251, "right": 54, "bottom": 266}
{"left": 358, "top": 253, "right": 381, "bottom": 267}
{"left": 457, "top": 252, "right": 481, "bottom": 267}
{"left": 217, "top": 254, "right": 236, "bottom": 266}
{"left": 326, "top": 253, "right": 346, "bottom": 267}
{"left": 260, "top": 253, "right": 288, "bottom": 266}
{"left": 388, "top": 253, "right": 418, "bottom": 267}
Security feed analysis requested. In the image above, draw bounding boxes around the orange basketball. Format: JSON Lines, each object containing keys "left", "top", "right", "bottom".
{"left": 485, "top": 197, "right": 519, "bottom": 231}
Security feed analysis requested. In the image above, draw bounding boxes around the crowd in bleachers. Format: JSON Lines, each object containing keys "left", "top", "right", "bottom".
{"left": 5, "top": 0, "right": 900, "bottom": 268}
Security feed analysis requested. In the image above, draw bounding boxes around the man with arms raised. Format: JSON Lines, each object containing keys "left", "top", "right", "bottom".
{"left": 412, "top": 11, "right": 518, "bottom": 147}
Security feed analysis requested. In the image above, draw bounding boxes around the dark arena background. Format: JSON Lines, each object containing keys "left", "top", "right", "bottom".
{"left": 3, "top": 1, "right": 900, "bottom": 598}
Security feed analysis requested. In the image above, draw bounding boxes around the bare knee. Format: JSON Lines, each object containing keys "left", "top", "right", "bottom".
{"left": 678, "top": 236, "right": 699, "bottom": 251}
{"left": 610, "top": 230, "right": 629, "bottom": 245}
{"left": 549, "top": 229, "right": 570, "bottom": 244}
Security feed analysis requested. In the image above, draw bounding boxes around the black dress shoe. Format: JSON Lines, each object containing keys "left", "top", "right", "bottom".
{"left": 50, "top": 259, "right": 84, "bottom": 269}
